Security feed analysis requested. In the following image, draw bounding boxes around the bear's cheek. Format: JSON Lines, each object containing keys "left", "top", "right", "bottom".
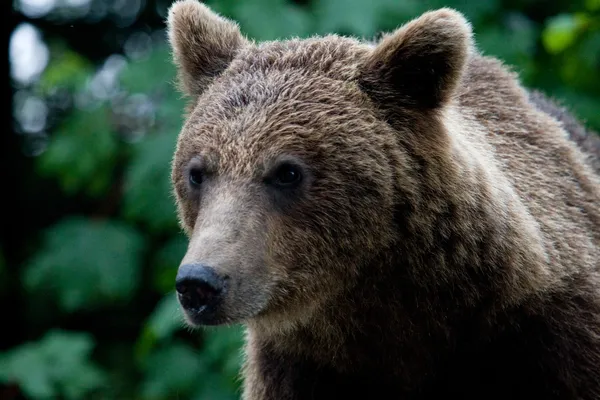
{"left": 178, "top": 202, "right": 198, "bottom": 232}
{"left": 261, "top": 212, "right": 355, "bottom": 285}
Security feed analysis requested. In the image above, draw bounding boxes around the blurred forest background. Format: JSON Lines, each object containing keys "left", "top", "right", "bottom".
{"left": 2, "top": 0, "right": 600, "bottom": 399}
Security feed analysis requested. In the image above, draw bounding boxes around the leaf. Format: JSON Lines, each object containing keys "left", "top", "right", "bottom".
{"left": 204, "top": 0, "right": 240, "bottom": 17}
{"left": 578, "top": 30, "right": 600, "bottom": 71}
{"left": 542, "top": 13, "right": 588, "bottom": 54}
{"left": 548, "top": 89, "right": 600, "bottom": 132}
{"left": 140, "top": 342, "right": 207, "bottom": 400}
{"left": 445, "top": 0, "right": 500, "bottom": 24}
{"left": 39, "top": 42, "right": 93, "bottom": 93}
{"left": 119, "top": 47, "right": 176, "bottom": 94}
{"left": 135, "top": 292, "right": 184, "bottom": 362}
{"left": 191, "top": 371, "right": 240, "bottom": 400}
{"left": 118, "top": 45, "right": 187, "bottom": 227}
{"left": 36, "top": 104, "right": 118, "bottom": 197}
{"left": 121, "top": 130, "right": 180, "bottom": 233}
{"left": 476, "top": 16, "right": 538, "bottom": 81}
{"left": 119, "top": 45, "right": 187, "bottom": 125}
{"left": 585, "top": 0, "right": 600, "bottom": 11}
{"left": 0, "top": 330, "right": 107, "bottom": 400}
{"left": 152, "top": 234, "right": 188, "bottom": 294}
{"left": 23, "top": 217, "right": 145, "bottom": 312}
{"left": 202, "top": 326, "right": 244, "bottom": 379}
{"left": 376, "top": 1, "right": 431, "bottom": 33}
{"left": 232, "top": 0, "right": 313, "bottom": 40}
{"left": 0, "top": 248, "right": 6, "bottom": 294}
{"left": 146, "top": 293, "right": 183, "bottom": 341}
{"left": 313, "top": 0, "right": 383, "bottom": 37}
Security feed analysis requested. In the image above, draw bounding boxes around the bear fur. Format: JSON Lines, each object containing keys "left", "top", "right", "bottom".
{"left": 166, "top": 1, "right": 600, "bottom": 399}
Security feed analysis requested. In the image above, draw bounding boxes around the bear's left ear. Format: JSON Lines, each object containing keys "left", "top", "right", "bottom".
{"left": 358, "top": 8, "right": 473, "bottom": 110}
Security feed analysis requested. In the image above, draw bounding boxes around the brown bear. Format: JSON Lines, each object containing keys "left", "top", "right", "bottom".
{"left": 165, "top": 1, "right": 600, "bottom": 399}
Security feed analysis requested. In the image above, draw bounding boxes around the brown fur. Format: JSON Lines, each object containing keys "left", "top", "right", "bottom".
{"left": 527, "top": 90, "right": 600, "bottom": 174}
{"left": 166, "top": 1, "right": 600, "bottom": 399}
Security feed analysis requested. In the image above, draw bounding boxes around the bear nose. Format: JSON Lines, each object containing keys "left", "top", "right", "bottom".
{"left": 175, "top": 264, "right": 226, "bottom": 311}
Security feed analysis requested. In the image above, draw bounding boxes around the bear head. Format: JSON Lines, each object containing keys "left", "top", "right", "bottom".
{"left": 166, "top": 0, "right": 473, "bottom": 328}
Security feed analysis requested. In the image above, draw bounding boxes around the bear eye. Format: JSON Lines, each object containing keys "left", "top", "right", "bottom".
{"left": 272, "top": 163, "right": 302, "bottom": 188}
{"left": 189, "top": 168, "right": 203, "bottom": 187}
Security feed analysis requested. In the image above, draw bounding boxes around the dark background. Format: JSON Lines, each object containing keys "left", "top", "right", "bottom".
{"left": 2, "top": 0, "right": 599, "bottom": 399}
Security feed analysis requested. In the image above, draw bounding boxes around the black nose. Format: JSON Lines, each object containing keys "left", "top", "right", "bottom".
{"left": 175, "top": 264, "right": 226, "bottom": 311}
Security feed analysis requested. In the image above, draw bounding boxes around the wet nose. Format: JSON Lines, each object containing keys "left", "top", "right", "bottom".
{"left": 175, "top": 264, "right": 226, "bottom": 311}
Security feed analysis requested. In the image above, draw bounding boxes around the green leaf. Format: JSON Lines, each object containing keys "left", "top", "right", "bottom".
{"left": 152, "top": 234, "right": 188, "bottom": 294}
{"left": 542, "top": 14, "right": 588, "bottom": 54}
{"left": 446, "top": 0, "right": 500, "bottom": 24}
{"left": 36, "top": 104, "right": 118, "bottom": 197}
{"left": 119, "top": 45, "right": 186, "bottom": 135}
{"left": 202, "top": 326, "right": 245, "bottom": 380}
{"left": 39, "top": 42, "right": 93, "bottom": 93}
{"left": 578, "top": 30, "right": 600, "bottom": 70}
{"left": 146, "top": 293, "right": 183, "bottom": 342}
{"left": 140, "top": 342, "right": 207, "bottom": 400}
{"left": 232, "top": 0, "right": 313, "bottom": 40}
{"left": 204, "top": 0, "right": 239, "bottom": 17}
{"left": 476, "top": 17, "right": 538, "bottom": 81}
{"left": 223, "top": 0, "right": 311, "bottom": 40}
{"left": 313, "top": 0, "right": 383, "bottom": 37}
{"left": 121, "top": 131, "right": 180, "bottom": 233}
{"left": 119, "top": 47, "right": 176, "bottom": 94}
{"left": 585, "top": 0, "right": 600, "bottom": 11}
{"left": 119, "top": 45, "right": 187, "bottom": 234}
{"left": 0, "top": 330, "right": 107, "bottom": 400}
{"left": 23, "top": 217, "right": 145, "bottom": 312}
{"left": 0, "top": 248, "right": 6, "bottom": 294}
{"left": 549, "top": 88, "right": 600, "bottom": 132}
{"left": 136, "top": 293, "right": 184, "bottom": 362}
{"left": 191, "top": 371, "right": 240, "bottom": 400}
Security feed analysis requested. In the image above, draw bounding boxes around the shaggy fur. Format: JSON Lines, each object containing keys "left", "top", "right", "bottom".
{"left": 528, "top": 90, "right": 600, "bottom": 174}
{"left": 166, "top": 1, "right": 600, "bottom": 399}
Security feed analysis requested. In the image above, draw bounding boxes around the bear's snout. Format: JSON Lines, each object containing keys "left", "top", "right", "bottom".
{"left": 175, "top": 263, "right": 228, "bottom": 324}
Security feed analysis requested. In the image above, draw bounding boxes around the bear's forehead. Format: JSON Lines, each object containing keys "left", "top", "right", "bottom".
{"left": 183, "top": 72, "right": 371, "bottom": 154}
{"left": 176, "top": 37, "right": 380, "bottom": 175}
{"left": 185, "top": 36, "right": 375, "bottom": 136}
{"left": 227, "top": 35, "right": 372, "bottom": 82}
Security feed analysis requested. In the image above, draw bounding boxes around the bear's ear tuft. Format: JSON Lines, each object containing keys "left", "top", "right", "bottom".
{"left": 358, "top": 8, "right": 473, "bottom": 110}
{"left": 167, "top": 0, "right": 248, "bottom": 99}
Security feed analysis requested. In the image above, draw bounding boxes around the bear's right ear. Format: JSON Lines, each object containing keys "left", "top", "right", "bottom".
{"left": 358, "top": 8, "right": 473, "bottom": 111}
{"left": 167, "top": 0, "right": 248, "bottom": 99}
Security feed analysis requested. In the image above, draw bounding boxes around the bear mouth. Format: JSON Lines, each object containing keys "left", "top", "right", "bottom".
{"left": 181, "top": 303, "right": 228, "bottom": 326}
{"left": 178, "top": 296, "right": 230, "bottom": 326}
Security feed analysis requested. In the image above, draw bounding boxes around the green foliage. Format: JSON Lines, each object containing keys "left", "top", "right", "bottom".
{"left": 23, "top": 217, "right": 144, "bottom": 312}
{"left": 0, "top": 248, "right": 6, "bottom": 294}
{"left": 144, "top": 294, "right": 181, "bottom": 342}
{"left": 136, "top": 292, "right": 182, "bottom": 359}
{"left": 201, "top": 326, "right": 245, "bottom": 382}
{"left": 543, "top": 13, "right": 587, "bottom": 54}
{"left": 36, "top": 105, "right": 118, "bottom": 197}
{"left": 136, "top": 296, "right": 244, "bottom": 399}
{"left": 39, "top": 43, "right": 93, "bottom": 93}
{"left": 118, "top": 47, "right": 185, "bottom": 233}
{"left": 140, "top": 341, "right": 206, "bottom": 399}
{"left": 314, "top": 0, "right": 389, "bottom": 37}
{"left": 122, "top": 131, "right": 180, "bottom": 233}
{"left": 230, "top": 0, "right": 313, "bottom": 40}
{"left": 0, "top": 330, "right": 107, "bottom": 399}
{"left": 152, "top": 235, "right": 188, "bottom": 293}
{"left": 6, "top": 0, "right": 600, "bottom": 399}
{"left": 119, "top": 48, "right": 176, "bottom": 94}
